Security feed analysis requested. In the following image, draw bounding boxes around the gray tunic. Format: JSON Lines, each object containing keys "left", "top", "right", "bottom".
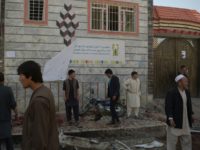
{"left": 0, "top": 84, "right": 16, "bottom": 139}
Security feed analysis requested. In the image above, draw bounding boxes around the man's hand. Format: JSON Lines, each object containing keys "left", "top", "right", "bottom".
{"left": 112, "top": 96, "right": 117, "bottom": 101}
{"left": 169, "top": 119, "right": 176, "bottom": 127}
{"left": 14, "top": 113, "right": 19, "bottom": 121}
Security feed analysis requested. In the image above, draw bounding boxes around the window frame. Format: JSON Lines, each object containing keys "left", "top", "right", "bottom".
{"left": 24, "top": 0, "right": 48, "bottom": 25}
{"left": 88, "top": 0, "right": 139, "bottom": 36}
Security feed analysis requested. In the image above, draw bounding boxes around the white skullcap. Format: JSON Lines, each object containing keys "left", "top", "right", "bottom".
{"left": 175, "top": 74, "right": 185, "bottom": 82}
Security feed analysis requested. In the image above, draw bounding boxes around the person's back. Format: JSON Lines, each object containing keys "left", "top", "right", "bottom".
{"left": 108, "top": 75, "right": 120, "bottom": 98}
{"left": 0, "top": 85, "right": 15, "bottom": 122}
{"left": 105, "top": 69, "right": 120, "bottom": 125}
{"left": 0, "top": 72, "right": 17, "bottom": 150}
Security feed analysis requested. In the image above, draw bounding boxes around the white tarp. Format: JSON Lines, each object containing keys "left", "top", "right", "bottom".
{"left": 43, "top": 42, "right": 74, "bottom": 81}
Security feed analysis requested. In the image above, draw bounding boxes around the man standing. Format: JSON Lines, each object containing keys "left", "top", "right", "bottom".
{"left": 178, "top": 65, "right": 189, "bottom": 78}
{"left": 165, "top": 74, "right": 193, "bottom": 150}
{"left": 17, "top": 61, "right": 59, "bottom": 150}
{"left": 105, "top": 69, "right": 120, "bottom": 125}
{"left": 0, "top": 72, "right": 17, "bottom": 150}
{"left": 124, "top": 71, "right": 141, "bottom": 118}
{"left": 63, "top": 69, "right": 80, "bottom": 126}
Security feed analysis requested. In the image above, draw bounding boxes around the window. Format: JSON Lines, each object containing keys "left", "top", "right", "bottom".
{"left": 89, "top": 0, "right": 138, "bottom": 34}
{"left": 24, "top": 0, "right": 48, "bottom": 25}
{"left": 108, "top": 6, "right": 119, "bottom": 31}
{"left": 121, "top": 7, "right": 136, "bottom": 32}
{"left": 29, "top": 0, "right": 44, "bottom": 21}
{"left": 91, "top": 3, "right": 106, "bottom": 30}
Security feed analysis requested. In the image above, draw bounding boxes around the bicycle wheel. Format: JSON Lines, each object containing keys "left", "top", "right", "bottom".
{"left": 79, "top": 103, "right": 92, "bottom": 116}
{"left": 116, "top": 103, "right": 126, "bottom": 117}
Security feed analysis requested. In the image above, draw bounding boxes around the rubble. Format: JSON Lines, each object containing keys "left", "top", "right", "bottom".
{"left": 12, "top": 99, "right": 200, "bottom": 150}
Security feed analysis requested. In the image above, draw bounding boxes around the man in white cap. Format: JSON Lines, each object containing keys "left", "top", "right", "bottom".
{"left": 165, "top": 74, "right": 194, "bottom": 150}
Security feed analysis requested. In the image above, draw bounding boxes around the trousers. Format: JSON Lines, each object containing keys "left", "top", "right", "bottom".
{"left": 167, "top": 128, "right": 192, "bottom": 150}
{"left": 127, "top": 107, "right": 140, "bottom": 117}
{"left": 65, "top": 103, "right": 79, "bottom": 122}
{"left": 110, "top": 100, "right": 119, "bottom": 122}
{"left": 0, "top": 138, "right": 14, "bottom": 150}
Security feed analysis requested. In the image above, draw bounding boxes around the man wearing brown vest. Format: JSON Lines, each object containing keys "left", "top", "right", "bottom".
{"left": 63, "top": 69, "right": 80, "bottom": 126}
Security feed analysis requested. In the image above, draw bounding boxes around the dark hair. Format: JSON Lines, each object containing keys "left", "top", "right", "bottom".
{"left": 180, "top": 65, "right": 186, "bottom": 69}
{"left": 105, "top": 69, "right": 113, "bottom": 75}
{"left": 131, "top": 71, "right": 138, "bottom": 76}
{"left": 68, "top": 69, "right": 75, "bottom": 75}
{"left": 0, "top": 72, "right": 4, "bottom": 82}
{"left": 17, "top": 61, "right": 43, "bottom": 83}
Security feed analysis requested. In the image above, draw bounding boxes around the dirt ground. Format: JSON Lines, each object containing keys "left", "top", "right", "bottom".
{"left": 145, "top": 98, "right": 200, "bottom": 150}
{"left": 11, "top": 98, "right": 200, "bottom": 150}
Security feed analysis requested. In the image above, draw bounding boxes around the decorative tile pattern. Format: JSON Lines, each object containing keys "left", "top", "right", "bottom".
{"left": 56, "top": 4, "right": 79, "bottom": 47}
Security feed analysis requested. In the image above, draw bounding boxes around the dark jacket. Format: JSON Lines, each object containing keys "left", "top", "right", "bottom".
{"left": 0, "top": 84, "right": 16, "bottom": 121}
{"left": 107, "top": 75, "right": 120, "bottom": 99}
{"left": 165, "top": 87, "right": 193, "bottom": 129}
{"left": 0, "top": 84, "right": 16, "bottom": 138}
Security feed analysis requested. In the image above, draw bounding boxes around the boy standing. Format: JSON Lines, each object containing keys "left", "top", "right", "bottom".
{"left": 63, "top": 70, "right": 80, "bottom": 126}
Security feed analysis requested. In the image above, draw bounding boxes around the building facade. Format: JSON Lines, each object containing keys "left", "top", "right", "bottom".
{"left": 0, "top": 0, "right": 152, "bottom": 111}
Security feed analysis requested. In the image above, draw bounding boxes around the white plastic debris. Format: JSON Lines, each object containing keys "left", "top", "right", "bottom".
{"left": 115, "top": 140, "right": 131, "bottom": 150}
{"left": 135, "top": 140, "right": 164, "bottom": 149}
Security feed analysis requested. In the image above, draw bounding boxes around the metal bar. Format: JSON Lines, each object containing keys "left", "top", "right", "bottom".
{"left": 15, "top": 82, "right": 18, "bottom": 102}
{"left": 81, "top": 82, "right": 84, "bottom": 109}
{"left": 57, "top": 82, "right": 60, "bottom": 111}
{"left": 5, "top": 81, "right": 108, "bottom": 111}
{"left": 96, "top": 82, "right": 99, "bottom": 97}
{"left": 104, "top": 82, "right": 107, "bottom": 98}
{"left": 89, "top": 82, "right": 92, "bottom": 98}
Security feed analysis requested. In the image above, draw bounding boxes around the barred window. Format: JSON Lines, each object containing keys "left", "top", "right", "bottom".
{"left": 29, "top": 0, "right": 44, "bottom": 21}
{"left": 108, "top": 6, "right": 119, "bottom": 31}
{"left": 91, "top": 3, "right": 106, "bottom": 30}
{"left": 121, "top": 7, "right": 136, "bottom": 32}
{"left": 89, "top": 0, "right": 138, "bottom": 33}
{"left": 24, "top": 0, "right": 48, "bottom": 25}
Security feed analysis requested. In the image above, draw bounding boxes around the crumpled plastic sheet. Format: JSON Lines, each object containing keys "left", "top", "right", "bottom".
{"left": 135, "top": 140, "right": 164, "bottom": 149}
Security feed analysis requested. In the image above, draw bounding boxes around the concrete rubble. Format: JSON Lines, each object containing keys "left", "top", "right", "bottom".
{"left": 11, "top": 99, "right": 200, "bottom": 150}
{"left": 12, "top": 111, "right": 166, "bottom": 150}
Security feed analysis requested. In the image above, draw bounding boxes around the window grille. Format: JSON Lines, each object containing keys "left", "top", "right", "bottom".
{"left": 24, "top": 0, "right": 48, "bottom": 25}
{"left": 90, "top": 0, "right": 137, "bottom": 33}
{"left": 29, "top": 0, "right": 44, "bottom": 21}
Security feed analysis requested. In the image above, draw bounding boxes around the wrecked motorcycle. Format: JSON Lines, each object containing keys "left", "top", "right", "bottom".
{"left": 79, "top": 97, "right": 126, "bottom": 121}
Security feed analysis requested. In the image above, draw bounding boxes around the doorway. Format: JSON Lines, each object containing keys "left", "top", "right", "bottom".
{"left": 154, "top": 38, "right": 198, "bottom": 98}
